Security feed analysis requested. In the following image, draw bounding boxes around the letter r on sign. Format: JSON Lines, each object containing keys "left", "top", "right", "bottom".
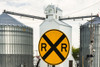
{"left": 41, "top": 43, "right": 47, "bottom": 51}
{"left": 61, "top": 43, "right": 67, "bottom": 52}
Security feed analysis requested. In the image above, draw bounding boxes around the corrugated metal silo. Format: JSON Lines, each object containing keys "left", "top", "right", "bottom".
{"left": 80, "top": 17, "right": 100, "bottom": 67}
{"left": 0, "top": 13, "right": 33, "bottom": 67}
{"left": 39, "top": 5, "right": 76, "bottom": 67}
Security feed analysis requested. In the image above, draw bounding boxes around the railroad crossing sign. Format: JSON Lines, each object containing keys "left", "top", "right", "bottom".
{"left": 38, "top": 29, "right": 70, "bottom": 65}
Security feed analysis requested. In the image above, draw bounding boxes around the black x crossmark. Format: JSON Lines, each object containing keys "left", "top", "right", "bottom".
{"left": 42, "top": 34, "right": 66, "bottom": 61}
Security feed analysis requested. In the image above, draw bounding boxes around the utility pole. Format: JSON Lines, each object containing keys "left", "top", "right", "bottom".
{"left": 87, "top": 13, "right": 95, "bottom": 67}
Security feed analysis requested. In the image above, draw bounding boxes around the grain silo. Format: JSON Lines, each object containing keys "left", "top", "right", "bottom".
{"left": 80, "top": 17, "right": 100, "bottom": 67}
{"left": 39, "top": 5, "right": 76, "bottom": 67}
{"left": 0, "top": 13, "right": 33, "bottom": 67}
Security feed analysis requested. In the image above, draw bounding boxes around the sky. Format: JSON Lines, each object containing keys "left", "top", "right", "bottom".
{"left": 0, "top": 0, "right": 100, "bottom": 51}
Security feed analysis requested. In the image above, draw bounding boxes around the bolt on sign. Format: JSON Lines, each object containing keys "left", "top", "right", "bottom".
{"left": 38, "top": 29, "right": 70, "bottom": 65}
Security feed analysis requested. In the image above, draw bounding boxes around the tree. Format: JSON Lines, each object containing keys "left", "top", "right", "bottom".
{"left": 72, "top": 46, "right": 79, "bottom": 60}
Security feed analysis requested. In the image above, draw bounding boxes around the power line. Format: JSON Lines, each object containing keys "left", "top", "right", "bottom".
{"left": 64, "top": 0, "right": 100, "bottom": 16}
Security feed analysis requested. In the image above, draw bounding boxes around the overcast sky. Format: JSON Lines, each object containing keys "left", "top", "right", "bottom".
{"left": 0, "top": 0, "right": 100, "bottom": 50}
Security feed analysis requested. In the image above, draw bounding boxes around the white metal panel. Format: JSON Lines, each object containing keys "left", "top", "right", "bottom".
{"left": 40, "top": 19, "right": 76, "bottom": 67}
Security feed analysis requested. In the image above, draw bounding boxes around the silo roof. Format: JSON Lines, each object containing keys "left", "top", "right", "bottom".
{"left": 43, "top": 19, "right": 72, "bottom": 27}
{"left": 84, "top": 17, "right": 100, "bottom": 25}
{"left": 55, "top": 20, "right": 72, "bottom": 27}
{"left": 0, "top": 13, "right": 25, "bottom": 26}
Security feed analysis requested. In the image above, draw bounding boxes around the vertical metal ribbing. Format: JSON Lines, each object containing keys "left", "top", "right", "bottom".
{"left": 97, "top": 25, "right": 99, "bottom": 67}
{"left": 0, "top": 25, "right": 33, "bottom": 67}
{"left": 80, "top": 24, "right": 100, "bottom": 67}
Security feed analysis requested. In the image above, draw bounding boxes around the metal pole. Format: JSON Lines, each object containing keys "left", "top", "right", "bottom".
{"left": 52, "top": 65, "right": 55, "bottom": 67}
{"left": 3, "top": 10, "right": 45, "bottom": 20}
{"left": 60, "top": 14, "right": 99, "bottom": 20}
{"left": 3, "top": 10, "right": 99, "bottom": 21}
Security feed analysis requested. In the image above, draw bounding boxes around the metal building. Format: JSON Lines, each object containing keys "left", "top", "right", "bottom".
{"left": 39, "top": 5, "right": 76, "bottom": 67}
{"left": 80, "top": 17, "right": 100, "bottom": 67}
{"left": 0, "top": 13, "right": 33, "bottom": 67}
